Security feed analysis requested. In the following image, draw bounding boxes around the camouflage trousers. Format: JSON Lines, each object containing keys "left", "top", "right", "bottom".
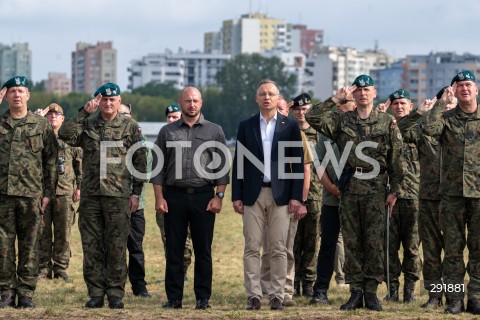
{"left": 38, "top": 195, "right": 75, "bottom": 274}
{"left": 293, "top": 200, "right": 320, "bottom": 284}
{"left": 79, "top": 196, "right": 130, "bottom": 299}
{"left": 340, "top": 191, "right": 385, "bottom": 293}
{"left": 419, "top": 199, "right": 443, "bottom": 296}
{"left": 156, "top": 212, "right": 192, "bottom": 273}
{"left": 385, "top": 198, "right": 422, "bottom": 288}
{"left": 440, "top": 196, "right": 480, "bottom": 300}
{"left": 0, "top": 195, "right": 42, "bottom": 297}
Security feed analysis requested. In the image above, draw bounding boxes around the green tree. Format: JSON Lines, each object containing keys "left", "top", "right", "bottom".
{"left": 131, "top": 82, "right": 180, "bottom": 100}
{"left": 215, "top": 53, "right": 297, "bottom": 137}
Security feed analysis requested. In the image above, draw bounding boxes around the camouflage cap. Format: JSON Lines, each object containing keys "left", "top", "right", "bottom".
{"left": 165, "top": 102, "right": 181, "bottom": 116}
{"left": 94, "top": 82, "right": 121, "bottom": 97}
{"left": 47, "top": 103, "right": 63, "bottom": 115}
{"left": 352, "top": 74, "right": 374, "bottom": 87}
{"left": 2, "top": 76, "right": 29, "bottom": 89}
{"left": 389, "top": 89, "right": 411, "bottom": 101}
{"left": 291, "top": 93, "right": 312, "bottom": 108}
{"left": 451, "top": 70, "right": 476, "bottom": 85}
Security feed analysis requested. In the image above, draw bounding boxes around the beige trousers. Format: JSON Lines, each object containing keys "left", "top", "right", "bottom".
{"left": 243, "top": 187, "right": 290, "bottom": 301}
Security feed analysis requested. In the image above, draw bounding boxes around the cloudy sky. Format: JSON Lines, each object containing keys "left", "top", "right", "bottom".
{"left": 1, "top": 0, "right": 479, "bottom": 90}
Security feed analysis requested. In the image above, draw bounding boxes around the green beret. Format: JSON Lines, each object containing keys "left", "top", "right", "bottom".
{"left": 389, "top": 89, "right": 411, "bottom": 101}
{"left": 291, "top": 93, "right": 312, "bottom": 108}
{"left": 94, "top": 82, "right": 121, "bottom": 97}
{"left": 165, "top": 102, "right": 181, "bottom": 116}
{"left": 2, "top": 76, "right": 29, "bottom": 89}
{"left": 451, "top": 70, "right": 476, "bottom": 85}
{"left": 352, "top": 74, "right": 374, "bottom": 87}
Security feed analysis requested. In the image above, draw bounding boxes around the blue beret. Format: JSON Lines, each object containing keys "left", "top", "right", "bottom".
{"left": 352, "top": 75, "right": 374, "bottom": 87}
{"left": 291, "top": 93, "right": 312, "bottom": 108}
{"left": 451, "top": 70, "right": 476, "bottom": 85}
{"left": 389, "top": 89, "right": 411, "bottom": 101}
{"left": 2, "top": 76, "right": 29, "bottom": 89}
{"left": 94, "top": 82, "right": 121, "bottom": 97}
{"left": 165, "top": 102, "right": 181, "bottom": 116}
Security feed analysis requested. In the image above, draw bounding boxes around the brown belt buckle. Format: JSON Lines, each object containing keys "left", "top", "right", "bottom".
{"left": 186, "top": 187, "right": 195, "bottom": 194}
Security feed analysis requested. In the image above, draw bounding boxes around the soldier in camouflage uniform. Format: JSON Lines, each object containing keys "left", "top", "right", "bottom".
{"left": 59, "top": 83, "right": 147, "bottom": 309}
{"left": 420, "top": 70, "right": 480, "bottom": 315}
{"left": 36, "top": 103, "right": 82, "bottom": 282}
{"left": 156, "top": 103, "right": 193, "bottom": 281}
{"left": 393, "top": 88, "right": 457, "bottom": 309}
{"left": 305, "top": 75, "right": 404, "bottom": 311}
{"left": 0, "top": 76, "right": 58, "bottom": 309}
{"left": 381, "top": 89, "right": 422, "bottom": 303}
{"left": 290, "top": 93, "right": 322, "bottom": 298}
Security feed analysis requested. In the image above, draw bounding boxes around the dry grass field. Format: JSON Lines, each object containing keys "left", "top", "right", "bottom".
{"left": 1, "top": 186, "right": 475, "bottom": 319}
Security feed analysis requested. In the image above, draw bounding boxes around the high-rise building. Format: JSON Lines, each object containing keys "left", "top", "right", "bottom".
{"left": 45, "top": 72, "right": 72, "bottom": 96}
{"left": 0, "top": 43, "right": 32, "bottom": 85}
{"left": 71, "top": 41, "right": 117, "bottom": 94}
{"left": 127, "top": 51, "right": 231, "bottom": 91}
{"left": 288, "top": 24, "right": 324, "bottom": 57}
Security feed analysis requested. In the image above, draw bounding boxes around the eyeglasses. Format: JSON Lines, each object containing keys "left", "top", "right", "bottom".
{"left": 46, "top": 112, "right": 63, "bottom": 116}
{"left": 344, "top": 99, "right": 355, "bottom": 103}
{"left": 119, "top": 112, "right": 130, "bottom": 115}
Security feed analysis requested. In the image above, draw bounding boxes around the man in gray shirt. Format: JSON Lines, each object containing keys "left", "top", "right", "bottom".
{"left": 151, "top": 87, "right": 229, "bottom": 310}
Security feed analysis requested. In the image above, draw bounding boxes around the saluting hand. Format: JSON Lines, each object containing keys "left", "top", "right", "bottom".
{"left": 34, "top": 106, "right": 50, "bottom": 117}
{"left": 417, "top": 97, "right": 437, "bottom": 115}
{"left": 376, "top": 99, "right": 390, "bottom": 113}
{"left": 0, "top": 87, "right": 6, "bottom": 104}
{"left": 84, "top": 94, "right": 102, "bottom": 114}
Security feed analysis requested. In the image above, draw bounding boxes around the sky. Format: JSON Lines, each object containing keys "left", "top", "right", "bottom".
{"left": 1, "top": 0, "right": 479, "bottom": 91}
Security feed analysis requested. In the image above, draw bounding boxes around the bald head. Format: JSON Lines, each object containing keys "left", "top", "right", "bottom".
{"left": 179, "top": 86, "right": 203, "bottom": 120}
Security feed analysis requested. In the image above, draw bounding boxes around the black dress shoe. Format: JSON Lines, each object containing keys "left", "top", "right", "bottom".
{"left": 196, "top": 298, "right": 211, "bottom": 310}
{"left": 340, "top": 290, "right": 364, "bottom": 311}
{"left": 445, "top": 299, "right": 465, "bottom": 314}
{"left": 0, "top": 294, "right": 15, "bottom": 308}
{"left": 310, "top": 289, "right": 329, "bottom": 304}
{"left": 108, "top": 296, "right": 124, "bottom": 309}
{"left": 134, "top": 289, "right": 151, "bottom": 298}
{"left": 364, "top": 292, "right": 382, "bottom": 311}
{"left": 467, "top": 298, "right": 480, "bottom": 315}
{"left": 85, "top": 296, "right": 104, "bottom": 308}
{"left": 421, "top": 296, "right": 442, "bottom": 308}
{"left": 270, "top": 297, "right": 284, "bottom": 310}
{"left": 246, "top": 297, "right": 261, "bottom": 310}
{"left": 163, "top": 300, "right": 182, "bottom": 309}
{"left": 17, "top": 296, "right": 35, "bottom": 309}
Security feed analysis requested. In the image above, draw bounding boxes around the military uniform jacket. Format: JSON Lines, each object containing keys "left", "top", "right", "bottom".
{"left": 56, "top": 138, "right": 83, "bottom": 196}
{"left": 393, "top": 116, "right": 420, "bottom": 200}
{"left": 305, "top": 97, "right": 404, "bottom": 195}
{"left": 0, "top": 110, "right": 58, "bottom": 198}
{"left": 398, "top": 111, "right": 440, "bottom": 200}
{"left": 422, "top": 101, "right": 480, "bottom": 198}
{"left": 302, "top": 126, "right": 322, "bottom": 203}
{"left": 58, "top": 108, "right": 147, "bottom": 198}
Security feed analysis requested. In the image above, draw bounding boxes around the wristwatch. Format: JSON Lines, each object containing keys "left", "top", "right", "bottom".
{"left": 216, "top": 192, "right": 225, "bottom": 199}
{"left": 131, "top": 194, "right": 140, "bottom": 199}
{"left": 302, "top": 199, "right": 308, "bottom": 206}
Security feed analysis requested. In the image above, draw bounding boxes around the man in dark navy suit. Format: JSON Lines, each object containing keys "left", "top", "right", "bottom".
{"left": 232, "top": 79, "right": 304, "bottom": 311}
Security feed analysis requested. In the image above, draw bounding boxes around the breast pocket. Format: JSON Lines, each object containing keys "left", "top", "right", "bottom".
{"left": 83, "top": 130, "right": 100, "bottom": 152}
{"left": 26, "top": 131, "right": 44, "bottom": 153}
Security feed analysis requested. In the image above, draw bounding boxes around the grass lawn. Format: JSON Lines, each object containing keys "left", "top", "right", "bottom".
{"left": 2, "top": 186, "right": 474, "bottom": 319}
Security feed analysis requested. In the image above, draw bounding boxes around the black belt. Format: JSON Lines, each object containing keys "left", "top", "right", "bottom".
{"left": 167, "top": 185, "right": 213, "bottom": 194}
{"left": 261, "top": 182, "right": 272, "bottom": 188}
{"left": 354, "top": 167, "right": 387, "bottom": 175}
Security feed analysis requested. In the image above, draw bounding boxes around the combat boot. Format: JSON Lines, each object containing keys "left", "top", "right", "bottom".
{"left": 466, "top": 298, "right": 480, "bottom": 315}
{"left": 384, "top": 283, "right": 399, "bottom": 302}
{"left": 340, "top": 290, "right": 363, "bottom": 311}
{"left": 0, "top": 294, "right": 15, "bottom": 308}
{"left": 444, "top": 299, "right": 465, "bottom": 314}
{"left": 421, "top": 295, "right": 442, "bottom": 308}
{"left": 364, "top": 292, "right": 382, "bottom": 311}
{"left": 302, "top": 281, "right": 314, "bottom": 298}
{"left": 17, "top": 296, "right": 35, "bottom": 308}
{"left": 310, "top": 289, "right": 329, "bottom": 304}
{"left": 403, "top": 282, "right": 416, "bottom": 303}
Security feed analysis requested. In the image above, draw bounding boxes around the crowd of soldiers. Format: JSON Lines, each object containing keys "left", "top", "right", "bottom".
{"left": 0, "top": 69, "right": 478, "bottom": 316}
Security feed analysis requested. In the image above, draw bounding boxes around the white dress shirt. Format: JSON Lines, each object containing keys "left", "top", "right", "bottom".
{"left": 259, "top": 112, "right": 277, "bottom": 183}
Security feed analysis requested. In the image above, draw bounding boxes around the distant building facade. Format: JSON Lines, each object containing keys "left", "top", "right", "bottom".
{"left": 45, "top": 72, "right": 71, "bottom": 95}
{"left": 127, "top": 51, "right": 231, "bottom": 90}
{"left": 0, "top": 43, "right": 32, "bottom": 85}
{"left": 71, "top": 41, "right": 117, "bottom": 95}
